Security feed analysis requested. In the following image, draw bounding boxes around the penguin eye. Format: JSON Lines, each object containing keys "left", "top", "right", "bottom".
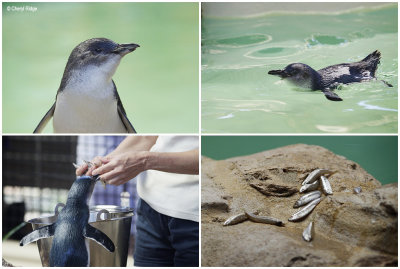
{"left": 94, "top": 48, "right": 102, "bottom": 54}
{"left": 292, "top": 69, "right": 301, "bottom": 75}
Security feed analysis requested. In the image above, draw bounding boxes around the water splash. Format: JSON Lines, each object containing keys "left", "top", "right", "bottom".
{"left": 218, "top": 113, "right": 235, "bottom": 119}
{"left": 358, "top": 100, "right": 397, "bottom": 112}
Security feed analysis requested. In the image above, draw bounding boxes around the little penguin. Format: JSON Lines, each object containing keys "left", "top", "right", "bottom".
{"left": 20, "top": 176, "right": 115, "bottom": 267}
{"left": 33, "top": 38, "right": 139, "bottom": 133}
{"left": 268, "top": 50, "right": 392, "bottom": 101}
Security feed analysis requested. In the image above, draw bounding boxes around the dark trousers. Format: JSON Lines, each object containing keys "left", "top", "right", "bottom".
{"left": 134, "top": 199, "right": 199, "bottom": 267}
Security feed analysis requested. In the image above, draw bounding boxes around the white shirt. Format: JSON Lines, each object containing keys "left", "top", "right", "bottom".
{"left": 137, "top": 136, "right": 199, "bottom": 222}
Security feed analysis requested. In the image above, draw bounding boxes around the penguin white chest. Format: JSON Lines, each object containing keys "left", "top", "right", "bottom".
{"left": 53, "top": 72, "right": 127, "bottom": 133}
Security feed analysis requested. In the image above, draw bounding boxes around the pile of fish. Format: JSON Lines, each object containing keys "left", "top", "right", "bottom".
{"left": 290, "top": 169, "right": 335, "bottom": 242}
{"left": 223, "top": 168, "right": 337, "bottom": 242}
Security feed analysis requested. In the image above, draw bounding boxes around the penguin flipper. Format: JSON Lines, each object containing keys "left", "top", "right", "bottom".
{"left": 118, "top": 105, "right": 136, "bottom": 133}
{"left": 322, "top": 89, "right": 343, "bottom": 101}
{"left": 112, "top": 80, "right": 137, "bottom": 133}
{"left": 84, "top": 224, "right": 115, "bottom": 252}
{"left": 33, "top": 103, "right": 56, "bottom": 133}
{"left": 20, "top": 223, "right": 55, "bottom": 246}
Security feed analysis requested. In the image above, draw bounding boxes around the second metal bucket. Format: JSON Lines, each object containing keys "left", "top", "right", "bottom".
{"left": 28, "top": 204, "right": 134, "bottom": 267}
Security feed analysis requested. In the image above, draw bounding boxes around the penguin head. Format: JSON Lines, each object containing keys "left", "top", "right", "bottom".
{"left": 64, "top": 38, "right": 140, "bottom": 80}
{"left": 268, "top": 63, "right": 318, "bottom": 89}
{"left": 67, "top": 176, "right": 99, "bottom": 205}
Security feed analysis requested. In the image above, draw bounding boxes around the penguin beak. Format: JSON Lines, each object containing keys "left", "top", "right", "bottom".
{"left": 268, "top": 69, "right": 289, "bottom": 78}
{"left": 113, "top": 43, "right": 140, "bottom": 56}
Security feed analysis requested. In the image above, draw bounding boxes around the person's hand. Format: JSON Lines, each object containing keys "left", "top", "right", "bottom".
{"left": 75, "top": 157, "right": 104, "bottom": 177}
{"left": 75, "top": 162, "right": 89, "bottom": 176}
{"left": 89, "top": 151, "right": 148, "bottom": 186}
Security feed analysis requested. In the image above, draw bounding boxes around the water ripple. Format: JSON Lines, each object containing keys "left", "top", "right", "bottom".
{"left": 316, "top": 125, "right": 349, "bottom": 132}
{"left": 218, "top": 113, "right": 234, "bottom": 119}
{"left": 245, "top": 46, "right": 300, "bottom": 59}
{"left": 357, "top": 100, "right": 397, "bottom": 112}
{"left": 306, "top": 34, "right": 347, "bottom": 47}
{"left": 211, "top": 33, "right": 272, "bottom": 48}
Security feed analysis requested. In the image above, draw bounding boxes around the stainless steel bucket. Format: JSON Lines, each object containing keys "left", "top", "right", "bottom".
{"left": 28, "top": 204, "right": 134, "bottom": 267}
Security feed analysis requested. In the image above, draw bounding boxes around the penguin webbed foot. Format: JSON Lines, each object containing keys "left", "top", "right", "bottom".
{"left": 381, "top": 80, "right": 393, "bottom": 87}
{"left": 322, "top": 89, "right": 343, "bottom": 101}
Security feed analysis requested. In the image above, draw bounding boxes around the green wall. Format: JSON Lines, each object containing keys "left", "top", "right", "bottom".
{"left": 202, "top": 136, "right": 397, "bottom": 184}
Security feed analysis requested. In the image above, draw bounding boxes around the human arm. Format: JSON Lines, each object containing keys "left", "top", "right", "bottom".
{"left": 91, "top": 148, "right": 199, "bottom": 186}
{"left": 76, "top": 136, "right": 199, "bottom": 186}
{"left": 75, "top": 136, "right": 158, "bottom": 176}
{"left": 144, "top": 148, "right": 199, "bottom": 175}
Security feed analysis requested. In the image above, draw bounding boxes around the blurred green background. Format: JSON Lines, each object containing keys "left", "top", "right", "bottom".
{"left": 3, "top": 2, "right": 199, "bottom": 133}
{"left": 202, "top": 136, "right": 398, "bottom": 184}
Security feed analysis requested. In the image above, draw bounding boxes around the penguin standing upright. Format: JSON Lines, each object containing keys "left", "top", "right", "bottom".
{"left": 33, "top": 38, "right": 139, "bottom": 133}
{"left": 20, "top": 176, "right": 115, "bottom": 266}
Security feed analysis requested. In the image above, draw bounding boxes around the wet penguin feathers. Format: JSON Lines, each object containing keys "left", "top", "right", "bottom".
{"left": 20, "top": 176, "right": 115, "bottom": 267}
{"left": 268, "top": 50, "right": 392, "bottom": 101}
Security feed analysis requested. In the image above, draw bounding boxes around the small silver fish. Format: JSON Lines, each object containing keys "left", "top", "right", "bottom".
{"left": 245, "top": 211, "right": 284, "bottom": 226}
{"left": 302, "top": 221, "right": 313, "bottom": 242}
{"left": 302, "top": 169, "right": 334, "bottom": 185}
{"left": 288, "top": 198, "right": 321, "bottom": 222}
{"left": 320, "top": 176, "right": 333, "bottom": 195}
{"left": 353, "top": 186, "right": 362, "bottom": 194}
{"left": 293, "top": 190, "right": 321, "bottom": 208}
{"left": 84, "top": 160, "right": 107, "bottom": 188}
{"left": 83, "top": 160, "right": 94, "bottom": 168}
{"left": 223, "top": 213, "right": 248, "bottom": 226}
{"left": 299, "top": 180, "right": 319, "bottom": 193}
{"left": 73, "top": 160, "right": 94, "bottom": 171}
{"left": 99, "top": 178, "right": 107, "bottom": 188}
{"left": 73, "top": 161, "right": 107, "bottom": 188}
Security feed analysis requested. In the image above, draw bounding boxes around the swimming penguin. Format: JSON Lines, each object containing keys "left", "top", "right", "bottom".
{"left": 33, "top": 38, "right": 139, "bottom": 133}
{"left": 20, "top": 176, "right": 115, "bottom": 266}
{"left": 268, "top": 50, "right": 393, "bottom": 101}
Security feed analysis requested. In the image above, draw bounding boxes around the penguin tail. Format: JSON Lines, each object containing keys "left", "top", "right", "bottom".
{"left": 360, "top": 50, "right": 381, "bottom": 77}
{"left": 361, "top": 50, "right": 381, "bottom": 62}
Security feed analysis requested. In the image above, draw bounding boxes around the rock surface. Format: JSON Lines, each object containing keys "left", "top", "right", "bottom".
{"left": 249, "top": 182, "right": 298, "bottom": 197}
{"left": 201, "top": 144, "right": 398, "bottom": 267}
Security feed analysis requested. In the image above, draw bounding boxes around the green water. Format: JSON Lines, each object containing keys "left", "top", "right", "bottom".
{"left": 3, "top": 2, "right": 199, "bottom": 133}
{"left": 202, "top": 136, "right": 397, "bottom": 185}
{"left": 202, "top": 4, "right": 398, "bottom": 133}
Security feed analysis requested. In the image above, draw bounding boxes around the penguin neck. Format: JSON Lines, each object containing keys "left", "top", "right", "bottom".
{"left": 65, "top": 179, "right": 96, "bottom": 207}
{"left": 66, "top": 197, "right": 89, "bottom": 207}
{"left": 64, "top": 67, "right": 115, "bottom": 96}
{"left": 311, "top": 70, "right": 324, "bottom": 90}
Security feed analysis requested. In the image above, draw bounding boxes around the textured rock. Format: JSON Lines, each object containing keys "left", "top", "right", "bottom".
{"left": 250, "top": 182, "right": 298, "bottom": 197}
{"left": 201, "top": 173, "right": 229, "bottom": 213}
{"left": 201, "top": 144, "right": 398, "bottom": 267}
